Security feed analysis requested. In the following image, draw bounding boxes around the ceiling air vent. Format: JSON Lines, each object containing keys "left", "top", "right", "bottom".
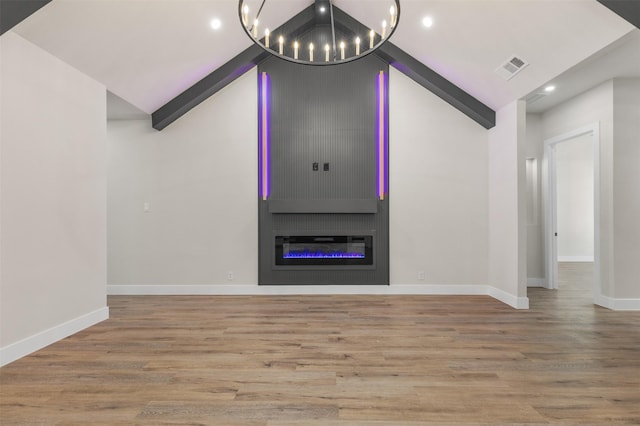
{"left": 495, "top": 55, "right": 529, "bottom": 80}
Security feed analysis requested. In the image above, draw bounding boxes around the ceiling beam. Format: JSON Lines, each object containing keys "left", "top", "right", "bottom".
{"left": 597, "top": 0, "right": 640, "bottom": 29}
{"left": 0, "top": 0, "right": 51, "bottom": 35}
{"left": 332, "top": 7, "right": 495, "bottom": 129}
{"left": 376, "top": 43, "right": 495, "bottom": 129}
{"left": 152, "top": 5, "right": 316, "bottom": 130}
{"left": 152, "top": 45, "right": 268, "bottom": 130}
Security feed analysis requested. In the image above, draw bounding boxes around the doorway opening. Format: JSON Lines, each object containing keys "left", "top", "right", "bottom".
{"left": 543, "top": 123, "right": 601, "bottom": 302}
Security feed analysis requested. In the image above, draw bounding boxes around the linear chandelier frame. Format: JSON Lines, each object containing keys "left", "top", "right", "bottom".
{"left": 238, "top": 0, "right": 400, "bottom": 66}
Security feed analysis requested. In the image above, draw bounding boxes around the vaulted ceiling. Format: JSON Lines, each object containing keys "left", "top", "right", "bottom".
{"left": 7, "top": 0, "right": 639, "bottom": 124}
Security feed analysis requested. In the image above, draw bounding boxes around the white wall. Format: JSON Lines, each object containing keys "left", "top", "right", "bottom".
{"left": 107, "top": 69, "right": 258, "bottom": 287}
{"left": 107, "top": 67, "right": 531, "bottom": 308}
{"left": 488, "top": 100, "right": 528, "bottom": 308}
{"left": 0, "top": 33, "right": 108, "bottom": 365}
{"left": 389, "top": 68, "right": 488, "bottom": 287}
{"left": 556, "top": 133, "right": 594, "bottom": 261}
{"left": 108, "top": 67, "right": 495, "bottom": 297}
{"left": 525, "top": 114, "right": 545, "bottom": 281}
{"left": 612, "top": 78, "right": 640, "bottom": 300}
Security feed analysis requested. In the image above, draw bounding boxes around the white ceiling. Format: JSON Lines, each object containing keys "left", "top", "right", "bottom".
{"left": 10, "top": 0, "right": 639, "bottom": 119}
{"left": 526, "top": 28, "right": 640, "bottom": 113}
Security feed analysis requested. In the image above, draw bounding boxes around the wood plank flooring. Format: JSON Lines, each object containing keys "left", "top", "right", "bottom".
{"left": 2, "top": 264, "right": 639, "bottom": 424}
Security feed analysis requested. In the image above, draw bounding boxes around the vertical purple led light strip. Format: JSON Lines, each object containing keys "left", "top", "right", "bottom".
{"left": 377, "top": 70, "right": 387, "bottom": 200}
{"left": 259, "top": 72, "right": 270, "bottom": 201}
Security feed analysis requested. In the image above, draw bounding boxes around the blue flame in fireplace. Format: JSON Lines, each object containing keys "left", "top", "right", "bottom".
{"left": 283, "top": 250, "right": 365, "bottom": 259}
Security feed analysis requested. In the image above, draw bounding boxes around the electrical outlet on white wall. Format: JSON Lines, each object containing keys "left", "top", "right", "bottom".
{"left": 227, "top": 271, "right": 234, "bottom": 281}
{"left": 418, "top": 271, "right": 425, "bottom": 280}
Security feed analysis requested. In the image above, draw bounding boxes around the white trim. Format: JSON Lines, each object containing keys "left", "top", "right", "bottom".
{"left": 557, "top": 256, "right": 594, "bottom": 262}
{"left": 108, "top": 284, "right": 487, "bottom": 296}
{"left": 489, "top": 286, "right": 530, "bottom": 309}
{"left": 0, "top": 307, "right": 109, "bottom": 367}
{"left": 527, "top": 277, "right": 549, "bottom": 288}
{"left": 595, "top": 295, "right": 640, "bottom": 311}
{"left": 108, "top": 284, "right": 259, "bottom": 295}
{"left": 107, "top": 284, "right": 526, "bottom": 309}
{"left": 543, "top": 122, "right": 601, "bottom": 302}
{"left": 387, "top": 285, "right": 488, "bottom": 295}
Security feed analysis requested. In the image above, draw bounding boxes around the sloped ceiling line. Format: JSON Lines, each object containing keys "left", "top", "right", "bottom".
{"left": 152, "top": 3, "right": 496, "bottom": 131}
{"left": 332, "top": 5, "right": 495, "bottom": 129}
{"left": 152, "top": 4, "right": 317, "bottom": 131}
{"left": 376, "top": 43, "right": 495, "bottom": 129}
{"left": 152, "top": 44, "right": 268, "bottom": 130}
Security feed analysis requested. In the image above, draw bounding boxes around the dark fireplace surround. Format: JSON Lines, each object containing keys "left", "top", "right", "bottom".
{"left": 258, "top": 54, "right": 389, "bottom": 285}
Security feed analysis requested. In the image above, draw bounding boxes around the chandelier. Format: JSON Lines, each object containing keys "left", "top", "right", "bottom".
{"left": 238, "top": 0, "right": 400, "bottom": 66}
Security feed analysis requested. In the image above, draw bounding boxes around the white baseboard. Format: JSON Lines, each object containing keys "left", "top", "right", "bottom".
{"left": 108, "top": 284, "right": 525, "bottom": 309}
{"left": 107, "top": 284, "right": 258, "bottom": 295}
{"left": 558, "top": 256, "right": 594, "bottom": 262}
{"left": 527, "top": 277, "right": 549, "bottom": 288}
{"left": 387, "top": 284, "right": 488, "bottom": 296}
{"left": 108, "top": 283, "right": 487, "bottom": 296}
{"left": 594, "top": 294, "right": 640, "bottom": 311}
{"left": 0, "top": 307, "right": 109, "bottom": 367}
{"left": 488, "top": 286, "right": 530, "bottom": 309}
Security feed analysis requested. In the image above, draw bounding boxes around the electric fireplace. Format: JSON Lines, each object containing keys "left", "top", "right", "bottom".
{"left": 275, "top": 235, "right": 373, "bottom": 266}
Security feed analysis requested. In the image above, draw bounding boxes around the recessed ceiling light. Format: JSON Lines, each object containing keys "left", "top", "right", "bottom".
{"left": 319, "top": 6, "right": 326, "bottom": 13}
{"left": 544, "top": 85, "right": 556, "bottom": 92}
{"left": 422, "top": 16, "right": 433, "bottom": 28}
{"left": 210, "top": 18, "right": 222, "bottom": 30}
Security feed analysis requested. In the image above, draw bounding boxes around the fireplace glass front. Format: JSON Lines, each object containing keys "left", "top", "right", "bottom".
{"left": 275, "top": 235, "right": 373, "bottom": 266}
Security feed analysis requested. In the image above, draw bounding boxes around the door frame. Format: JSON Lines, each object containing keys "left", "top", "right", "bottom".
{"left": 542, "top": 122, "right": 600, "bottom": 299}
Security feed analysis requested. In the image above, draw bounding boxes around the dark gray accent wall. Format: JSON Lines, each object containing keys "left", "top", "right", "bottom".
{"left": 258, "top": 54, "right": 389, "bottom": 285}
{"left": 267, "top": 59, "right": 380, "bottom": 200}
{"left": 269, "top": 199, "right": 377, "bottom": 214}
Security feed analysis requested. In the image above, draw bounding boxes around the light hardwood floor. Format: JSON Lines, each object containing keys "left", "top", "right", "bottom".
{"left": 2, "top": 264, "right": 639, "bottom": 424}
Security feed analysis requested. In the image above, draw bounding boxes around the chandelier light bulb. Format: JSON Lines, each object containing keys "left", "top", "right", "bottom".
{"left": 355, "top": 37, "right": 361, "bottom": 55}
{"left": 390, "top": 6, "right": 396, "bottom": 27}
{"left": 381, "top": 20, "right": 387, "bottom": 39}
{"left": 309, "top": 43, "right": 314, "bottom": 62}
{"left": 325, "top": 44, "right": 330, "bottom": 62}
{"left": 370, "top": 29, "right": 375, "bottom": 48}
{"left": 242, "top": 5, "right": 249, "bottom": 26}
{"left": 253, "top": 19, "right": 259, "bottom": 38}
{"left": 279, "top": 35, "right": 284, "bottom": 54}
{"left": 294, "top": 41, "right": 299, "bottom": 59}
{"left": 264, "top": 28, "right": 270, "bottom": 48}
{"left": 340, "top": 41, "right": 346, "bottom": 60}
